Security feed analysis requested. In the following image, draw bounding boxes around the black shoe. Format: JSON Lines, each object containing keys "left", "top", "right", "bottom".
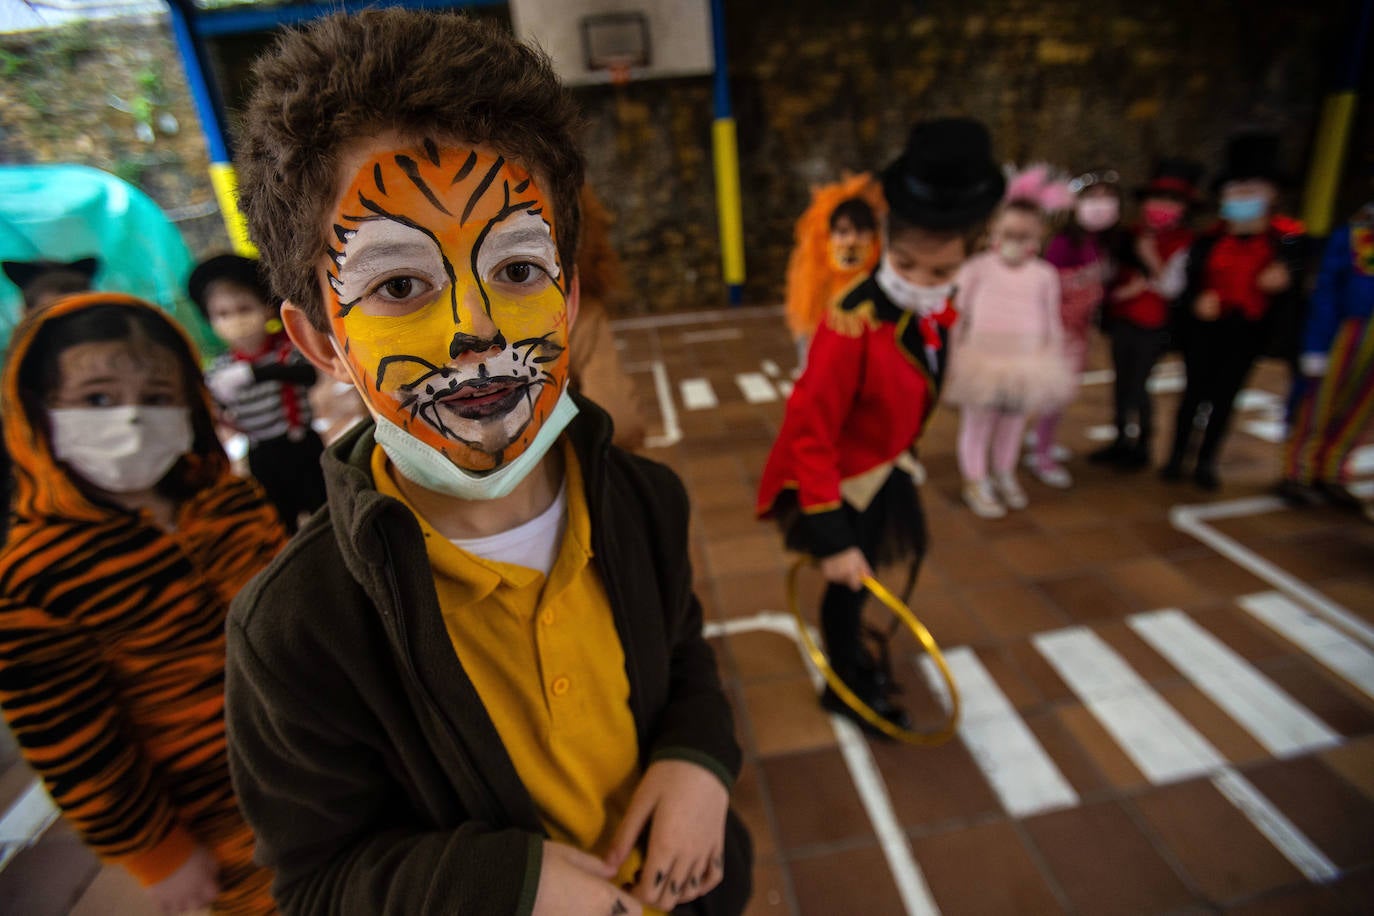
{"left": 1118, "top": 443, "right": 1151, "bottom": 471}
{"left": 1193, "top": 465, "right": 1220, "bottom": 491}
{"left": 1089, "top": 439, "right": 1130, "bottom": 466}
{"left": 1274, "top": 478, "right": 1326, "bottom": 507}
{"left": 1316, "top": 481, "right": 1363, "bottom": 511}
{"left": 1159, "top": 460, "right": 1185, "bottom": 482}
{"left": 820, "top": 684, "right": 912, "bottom": 738}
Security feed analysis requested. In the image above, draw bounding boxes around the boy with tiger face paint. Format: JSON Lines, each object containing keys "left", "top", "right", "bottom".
{"left": 325, "top": 140, "right": 574, "bottom": 486}
{"left": 227, "top": 10, "right": 750, "bottom": 916}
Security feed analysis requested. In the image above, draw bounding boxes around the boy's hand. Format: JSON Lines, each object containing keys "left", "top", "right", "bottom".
{"left": 1257, "top": 261, "right": 1291, "bottom": 294}
{"left": 207, "top": 362, "right": 254, "bottom": 403}
{"left": 146, "top": 844, "right": 219, "bottom": 915}
{"left": 820, "top": 547, "right": 872, "bottom": 591}
{"left": 1193, "top": 290, "right": 1221, "bottom": 321}
{"left": 605, "top": 760, "right": 729, "bottom": 911}
{"left": 533, "top": 841, "right": 642, "bottom": 916}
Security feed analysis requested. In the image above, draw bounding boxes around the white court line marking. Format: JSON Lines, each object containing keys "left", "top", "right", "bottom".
{"left": 0, "top": 780, "right": 59, "bottom": 872}
{"left": 1211, "top": 768, "right": 1341, "bottom": 884}
{"left": 705, "top": 613, "right": 940, "bottom": 916}
{"left": 643, "top": 360, "right": 682, "bottom": 449}
{"left": 1084, "top": 424, "right": 1117, "bottom": 442}
{"left": 1079, "top": 369, "right": 1115, "bottom": 386}
{"left": 1034, "top": 626, "right": 1339, "bottom": 883}
{"left": 736, "top": 373, "right": 779, "bottom": 404}
{"left": 776, "top": 380, "right": 794, "bottom": 398}
{"left": 681, "top": 328, "right": 744, "bottom": 345}
{"left": 1239, "top": 592, "right": 1374, "bottom": 704}
{"left": 679, "top": 378, "right": 719, "bottom": 411}
{"left": 1129, "top": 610, "right": 1341, "bottom": 757}
{"left": 761, "top": 359, "right": 781, "bottom": 377}
{"left": 1351, "top": 444, "right": 1374, "bottom": 475}
{"left": 919, "top": 648, "right": 1078, "bottom": 817}
{"left": 1035, "top": 627, "right": 1225, "bottom": 783}
{"left": 1236, "top": 389, "right": 1283, "bottom": 412}
{"left": 1170, "top": 499, "right": 1374, "bottom": 648}
{"left": 1242, "top": 419, "right": 1288, "bottom": 443}
{"left": 1147, "top": 373, "right": 1186, "bottom": 394}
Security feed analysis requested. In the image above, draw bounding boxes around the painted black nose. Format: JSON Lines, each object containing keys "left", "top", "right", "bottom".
{"left": 450, "top": 331, "right": 507, "bottom": 359}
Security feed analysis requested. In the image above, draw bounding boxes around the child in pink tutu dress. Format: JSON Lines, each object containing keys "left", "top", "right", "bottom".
{"left": 945, "top": 168, "right": 1076, "bottom": 517}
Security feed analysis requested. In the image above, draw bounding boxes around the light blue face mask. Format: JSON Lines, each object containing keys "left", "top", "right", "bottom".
{"left": 374, "top": 388, "right": 579, "bottom": 501}
{"left": 1220, "top": 195, "right": 1268, "bottom": 224}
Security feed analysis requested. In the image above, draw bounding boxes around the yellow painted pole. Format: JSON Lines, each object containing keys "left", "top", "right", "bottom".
{"left": 1302, "top": 91, "right": 1359, "bottom": 237}
{"left": 712, "top": 117, "right": 746, "bottom": 296}
{"left": 208, "top": 162, "right": 259, "bottom": 257}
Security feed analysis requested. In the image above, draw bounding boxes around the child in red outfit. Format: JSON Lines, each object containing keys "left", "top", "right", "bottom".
{"left": 757, "top": 118, "right": 1004, "bottom": 733}
{"left": 1091, "top": 158, "right": 1204, "bottom": 470}
{"left": 1162, "top": 133, "right": 1304, "bottom": 491}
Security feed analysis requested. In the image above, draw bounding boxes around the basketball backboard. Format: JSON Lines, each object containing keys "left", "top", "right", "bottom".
{"left": 509, "top": 0, "right": 714, "bottom": 86}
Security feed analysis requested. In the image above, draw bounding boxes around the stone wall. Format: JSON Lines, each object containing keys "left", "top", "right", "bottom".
{"left": 576, "top": 0, "right": 1334, "bottom": 312}
{"left": 0, "top": 2, "right": 1348, "bottom": 313}
{"left": 0, "top": 16, "right": 230, "bottom": 256}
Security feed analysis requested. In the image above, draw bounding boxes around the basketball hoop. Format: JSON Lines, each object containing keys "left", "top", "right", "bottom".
{"left": 580, "top": 11, "right": 650, "bottom": 87}
{"left": 605, "top": 56, "right": 635, "bottom": 88}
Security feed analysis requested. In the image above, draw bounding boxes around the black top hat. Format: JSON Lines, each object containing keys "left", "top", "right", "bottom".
{"left": 188, "top": 253, "right": 273, "bottom": 312}
{"left": 1212, "top": 132, "right": 1287, "bottom": 193}
{"left": 1136, "top": 157, "right": 1205, "bottom": 201}
{"left": 881, "top": 117, "right": 1006, "bottom": 230}
{"left": 2, "top": 256, "right": 99, "bottom": 292}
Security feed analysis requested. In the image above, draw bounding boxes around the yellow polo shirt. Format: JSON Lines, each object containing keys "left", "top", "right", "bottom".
{"left": 372, "top": 441, "right": 645, "bottom": 886}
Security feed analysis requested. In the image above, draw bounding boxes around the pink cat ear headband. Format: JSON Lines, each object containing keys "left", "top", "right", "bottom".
{"left": 1003, "top": 163, "right": 1077, "bottom": 213}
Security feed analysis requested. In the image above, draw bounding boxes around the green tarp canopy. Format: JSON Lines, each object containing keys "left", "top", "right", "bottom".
{"left": 0, "top": 163, "right": 220, "bottom": 357}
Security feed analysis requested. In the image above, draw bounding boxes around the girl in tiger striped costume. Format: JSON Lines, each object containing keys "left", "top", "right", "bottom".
{"left": 0, "top": 293, "right": 285, "bottom": 914}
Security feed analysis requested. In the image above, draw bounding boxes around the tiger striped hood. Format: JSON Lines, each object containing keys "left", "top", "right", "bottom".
{"left": 2, "top": 292, "right": 229, "bottom": 525}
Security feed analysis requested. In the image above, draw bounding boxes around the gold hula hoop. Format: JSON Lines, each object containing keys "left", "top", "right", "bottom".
{"left": 786, "top": 558, "right": 960, "bottom": 745}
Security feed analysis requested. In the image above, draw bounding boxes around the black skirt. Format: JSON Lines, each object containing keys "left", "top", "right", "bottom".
{"left": 772, "top": 467, "right": 927, "bottom": 568}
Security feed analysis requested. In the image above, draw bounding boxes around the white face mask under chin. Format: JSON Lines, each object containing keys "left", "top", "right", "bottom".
{"left": 374, "top": 388, "right": 580, "bottom": 501}
{"left": 49, "top": 405, "right": 193, "bottom": 494}
{"left": 874, "top": 256, "right": 955, "bottom": 315}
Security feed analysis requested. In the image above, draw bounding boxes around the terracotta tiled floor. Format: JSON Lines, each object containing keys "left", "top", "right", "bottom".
{"left": 3, "top": 304, "right": 1373, "bottom": 914}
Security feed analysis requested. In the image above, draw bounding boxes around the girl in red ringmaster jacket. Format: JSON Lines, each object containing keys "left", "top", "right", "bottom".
{"left": 756, "top": 117, "right": 1005, "bottom": 734}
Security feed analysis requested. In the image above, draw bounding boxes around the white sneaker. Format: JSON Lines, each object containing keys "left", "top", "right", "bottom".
{"left": 963, "top": 479, "right": 1006, "bottom": 518}
{"left": 1032, "top": 461, "right": 1073, "bottom": 489}
{"left": 993, "top": 472, "right": 1029, "bottom": 509}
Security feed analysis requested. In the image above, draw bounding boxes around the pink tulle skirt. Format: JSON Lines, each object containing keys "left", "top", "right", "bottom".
{"left": 942, "top": 332, "right": 1077, "bottom": 414}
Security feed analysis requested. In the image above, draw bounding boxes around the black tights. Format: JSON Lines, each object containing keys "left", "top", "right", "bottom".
{"left": 1166, "top": 315, "right": 1267, "bottom": 471}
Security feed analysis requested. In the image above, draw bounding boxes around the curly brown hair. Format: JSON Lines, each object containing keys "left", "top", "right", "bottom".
{"left": 237, "top": 9, "right": 586, "bottom": 329}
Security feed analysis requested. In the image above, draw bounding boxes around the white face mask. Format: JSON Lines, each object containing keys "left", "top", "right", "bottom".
{"left": 874, "top": 254, "right": 955, "bottom": 315}
{"left": 1075, "top": 197, "right": 1120, "bottom": 232}
{"left": 212, "top": 313, "right": 266, "bottom": 349}
{"left": 997, "top": 240, "right": 1035, "bottom": 266}
{"left": 375, "top": 388, "right": 579, "bottom": 501}
{"left": 49, "top": 405, "right": 193, "bottom": 494}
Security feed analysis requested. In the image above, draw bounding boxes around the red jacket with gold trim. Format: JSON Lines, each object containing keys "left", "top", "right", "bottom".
{"left": 757, "top": 275, "right": 952, "bottom": 557}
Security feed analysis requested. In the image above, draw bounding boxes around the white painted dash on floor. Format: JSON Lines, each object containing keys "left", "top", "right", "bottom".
{"left": 1034, "top": 626, "right": 1340, "bottom": 884}
{"left": 1350, "top": 443, "right": 1374, "bottom": 475}
{"left": 922, "top": 648, "right": 1079, "bottom": 817}
{"left": 761, "top": 359, "right": 781, "bottom": 377}
{"left": 776, "top": 379, "right": 794, "bottom": 398}
{"left": 1240, "top": 592, "right": 1374, "bottom": 703}
{"left": 1242, "top": 419, "right": 1287, "bottom": 443}
{"left": 1146, "top": 373, "right": 1186, "bottom": 394}
{"left": 1128, "top": 609, "right": 1341, "bottom": 758}
{"left": 1033, "top": 627, "right": 1225, "bottom": 783}
{"left": 1084, "top": 424, "right": 1118, "bottom": 443}
{"left": 736, "top": 372, "right": 779, "bottom": 404}
{"left": 679, "top": 378, "right": 718, "bottom": 411}
{"left": 1236, "top": 388, "right": 1283, "bottom": 412}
